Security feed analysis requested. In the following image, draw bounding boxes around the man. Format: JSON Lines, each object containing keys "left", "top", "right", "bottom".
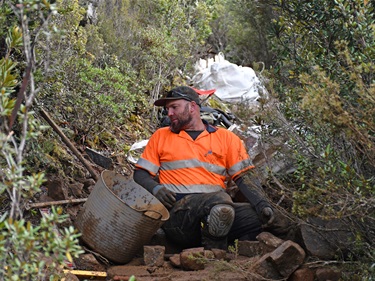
{"left": 134, "top": 86, "right": 274, "bottom": 250}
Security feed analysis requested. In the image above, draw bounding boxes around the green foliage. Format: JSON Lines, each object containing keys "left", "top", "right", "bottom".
{"left": 271, "top": 0, "right": 375, "bottom": 92}
{"left": 228, "top": 239, "right": 239, "bottom": 259}
{"left": 52, "top": 0, "right": 87, "bottom": 55}
{"left": 39, "top": 56, "right": 147, "bottom": 149}
{"left": 257, "top": 1, "right": 375, "bottom": 273}
{"left": 209, "top": 0, "right": 275, "bottom": 66}
{"left": 292, "top": 143, "right": 374, "bottom": 218}
{"left": 265, "top": 0, "right": 375, "bottom": 211}
{"left": 6, "top": 26, "right": 23, "bottom": 49}
{"left": 0, "top": 208, "right": 84, "bottom": 280}
{"left": 95, "top": 0, "right": 215, "bottom": 91}
{"left": 0, "top": 2, "right": 84, "bottom": 280}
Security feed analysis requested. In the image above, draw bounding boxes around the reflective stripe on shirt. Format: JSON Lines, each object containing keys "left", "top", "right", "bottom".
{"left": 228, "top": 158, "right": 254, "bottom": 177}
{"left": 160, "top": 158, "right": 227, "bottom": 176}
{"left": 137, "top": 157, "right": 159, "bottom": 175}
{"left": 164, "top": 183, "right": 223, "bottom": 193}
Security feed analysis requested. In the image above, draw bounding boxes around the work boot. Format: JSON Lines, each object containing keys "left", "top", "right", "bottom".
{"left": 201, "top": 204, "right": 235, "bottom": 250}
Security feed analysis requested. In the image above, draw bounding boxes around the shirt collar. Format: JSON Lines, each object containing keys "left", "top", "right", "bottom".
{"left": 202, "top": 119, "right": 217, "bottom": 133}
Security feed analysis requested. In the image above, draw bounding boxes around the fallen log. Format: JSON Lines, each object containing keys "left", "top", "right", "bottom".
{"left": 25, "top": 198, "right": 87, "bottom": 210}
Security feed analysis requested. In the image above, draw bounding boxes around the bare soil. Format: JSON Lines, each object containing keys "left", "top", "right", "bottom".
{"left": 73, "top": 253, "right": 263, "bottom": 281}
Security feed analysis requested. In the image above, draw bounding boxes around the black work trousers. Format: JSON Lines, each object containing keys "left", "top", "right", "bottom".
{"left": 162, "top": 191, "right": 262, "bottom": 249}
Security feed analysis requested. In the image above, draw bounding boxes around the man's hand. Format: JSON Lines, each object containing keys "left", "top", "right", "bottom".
{"left": 153, "top": 185, "right": 176, "bottom": 209}
{"left": 260, "top": 207, "right": 275, "bottom": 228}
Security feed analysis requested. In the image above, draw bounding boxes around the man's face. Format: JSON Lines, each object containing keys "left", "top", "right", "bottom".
{"left": 165, "top": 99, "right": 192, "bottom": 133}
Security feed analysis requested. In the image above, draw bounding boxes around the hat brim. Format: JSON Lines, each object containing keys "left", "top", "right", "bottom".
{"left": 154, "top": 96, "right": 193, "bottom": 106}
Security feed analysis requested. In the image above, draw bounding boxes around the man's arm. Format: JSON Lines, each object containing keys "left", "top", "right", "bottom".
{"left": 133, "top": 168, "right": 176, "bottom": 209}
{"left": 234, "top": 172, "right": 275, "bottom": 227}
{"left": 133, "top": 168, "right": 159, "bottom": 193}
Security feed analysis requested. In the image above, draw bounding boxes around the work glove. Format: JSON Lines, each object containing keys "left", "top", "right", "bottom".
{"left": 152, "top": 185, "right": 176, "bottom": 209}
{"left": 260, "top": 207, "right": 275, "bottom": 228}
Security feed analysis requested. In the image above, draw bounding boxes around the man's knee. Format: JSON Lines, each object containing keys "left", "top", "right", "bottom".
{"left": 206, "top": 204, "right": 235, "bottom": 237}
{"left": 202, "top": 192, "right": 235, "bottom": 238}
{"left": 201, "top": 203, "right": 235, "bottom": 250}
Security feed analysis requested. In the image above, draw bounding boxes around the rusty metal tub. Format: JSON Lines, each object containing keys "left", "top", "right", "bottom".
{"left": 75, "top": 170, "right": 169, "bottom": 264}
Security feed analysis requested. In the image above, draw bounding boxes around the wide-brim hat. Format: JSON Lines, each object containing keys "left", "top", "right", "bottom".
{"left": 154, "top": 86, "right": 201, "bottom": 107}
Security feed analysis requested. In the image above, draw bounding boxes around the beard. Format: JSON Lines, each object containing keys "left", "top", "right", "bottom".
{"left": 170, "top": 103, "right": 192, "bottom": 133}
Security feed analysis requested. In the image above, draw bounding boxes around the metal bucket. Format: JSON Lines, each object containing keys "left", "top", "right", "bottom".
{"left": 75, "top": 170, "right": 169, "bottom": 264}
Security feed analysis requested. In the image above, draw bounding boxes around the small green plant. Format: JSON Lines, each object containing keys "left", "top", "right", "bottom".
{"left": 188, "top": 252, "right": 208, "bottom": 265}
{"left": 228, "top": 239, "right": 239, "bottom": 259}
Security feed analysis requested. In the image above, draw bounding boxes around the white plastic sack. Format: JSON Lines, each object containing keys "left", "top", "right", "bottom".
{"left": 127, "top": 139, "right": 149, "bottom": 164}
{"left": 192, "top": 53, "right": 266, "bottom": 103}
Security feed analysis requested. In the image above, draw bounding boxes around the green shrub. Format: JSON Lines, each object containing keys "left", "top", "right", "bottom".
{"left": 0, "top": 3, "right": 84, "bottom": 280}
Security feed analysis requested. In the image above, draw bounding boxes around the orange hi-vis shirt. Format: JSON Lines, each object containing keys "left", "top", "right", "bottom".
{"left": 135, "top": 123, "right": 254, "bottom": 194}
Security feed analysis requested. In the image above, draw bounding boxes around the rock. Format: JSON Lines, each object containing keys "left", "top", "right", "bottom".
{"left": 289, "top": 267, "right": 314, "bottom": 281}
{"left": 238, "top": 240, "right": 262, "bottom": 257}
{"left": 73, "top": 253, "right": 106, "bottom": 271}
{"left": 47, "top": 177, "right": 68, "bottom": 201}
{"left": 69, "top": 182, "right": 84, "bottom": 198}
{"left": 169, "top": 254, "right": 181, "bottom": 268}
{"left": 253, "top": 240, "right": 305, "bottom": 279}
{"left": 211, "top": 248, "right": 227, "bottom": 260}
{"left": 256, "top": 231, "right": 285, "bottom": 254}
{"left": 253, "top": 253, "right": 282, "bottom": 280}
{"left": 204, "top": 250, "right": 215, "bottom": 259}
{"left": 180, "top": 247, "right": 205, "bottom": 271}
{"left": 78, "top": 178, "right": 96, "bottom": 194}
{"left": 299, "top": 217, "right": 356, "bottom": 260}
{"left": 269, "top": 240, "right": 305, "bottom": 277}
{"left": 143, "top": 245, "right": 165, "bottom": 267}
{"left": 315, "top": 267, "right": 342, "bottom": 281}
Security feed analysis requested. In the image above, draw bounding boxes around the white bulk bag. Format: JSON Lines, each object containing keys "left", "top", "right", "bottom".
{"left": 192, "top": 53, "right": 266, "bottom": 103}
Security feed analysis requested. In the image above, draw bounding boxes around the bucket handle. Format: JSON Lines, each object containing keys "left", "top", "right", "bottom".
{"left": 143, "top": 209, "right": 163, "bottom": 220}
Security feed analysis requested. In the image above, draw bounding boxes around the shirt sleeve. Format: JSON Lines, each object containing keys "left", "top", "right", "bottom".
{"left": 135, "top": 130, "right": 162, "bottom": 176}
{"left": 226, "top": 130, "right": 254, "bottom": 179}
